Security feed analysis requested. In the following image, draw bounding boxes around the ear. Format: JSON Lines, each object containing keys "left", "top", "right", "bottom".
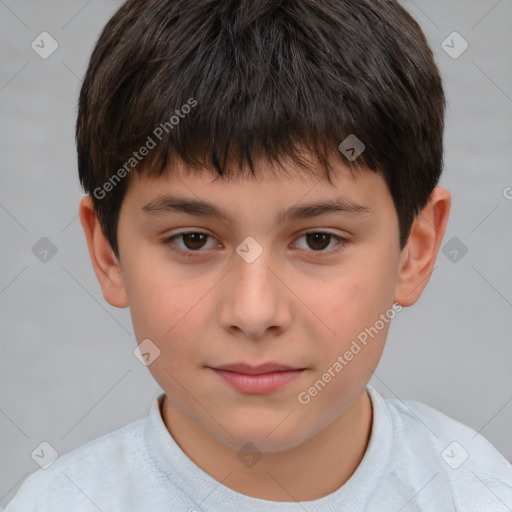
{"left": 394, "top": 187, "right": 451, "bottom": 307}
{"left": 79, "top": 195, "right": 128, "bottom": 308}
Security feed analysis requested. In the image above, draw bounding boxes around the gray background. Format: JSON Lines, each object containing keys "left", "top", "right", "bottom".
{"left": 1, "top": 0, "right": 511, "bottom": 506}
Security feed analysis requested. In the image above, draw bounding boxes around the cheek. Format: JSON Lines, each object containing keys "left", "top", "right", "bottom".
{"left": 314, "top": 254, "right": 399, "bottom": 353}
{"left": 123, "top": 261, "right": 192, "bottom": 342}
{"left": 325, "top": 271, "right": 394, "bottom": 323}
{"left": 127, "top": 279, "right": 209, "bottom": 395}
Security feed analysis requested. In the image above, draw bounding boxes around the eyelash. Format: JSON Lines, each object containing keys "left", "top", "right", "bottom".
{"left": 162, "top": 230, "right": 349, "bottom": 259}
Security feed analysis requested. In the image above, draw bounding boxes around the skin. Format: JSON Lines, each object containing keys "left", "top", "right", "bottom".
{"left": 80, "top": 153, "right": 450, "bottom": 502}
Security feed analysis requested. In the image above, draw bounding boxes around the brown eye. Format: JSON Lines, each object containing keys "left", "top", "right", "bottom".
{"left": 181, "top": 233, "right": 208, "bottom": 250}
{"left": 164, "top": 231, "right": 218, "bottom": 257}
{"left": 305, "top": 233, "right": 332, "bottom": 251}
{"left": 293, "top": 231, "right": 348, "bottom": 256}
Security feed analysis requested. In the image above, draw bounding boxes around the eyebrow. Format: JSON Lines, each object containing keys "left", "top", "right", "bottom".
{"left": 141, "top": 194, "right": 371, "bottom": 224}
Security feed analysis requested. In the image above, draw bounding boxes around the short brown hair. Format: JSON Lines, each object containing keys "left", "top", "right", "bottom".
{"left": 76, "top": 0, "right": 445, "bottom": 256}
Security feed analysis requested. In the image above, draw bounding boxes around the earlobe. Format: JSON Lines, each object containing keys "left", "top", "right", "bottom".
{"left": 394, "top": 187, "right": 451, "bottom": 307}
{"left": 79, "top": 196, "right": 128, "bottom": 308}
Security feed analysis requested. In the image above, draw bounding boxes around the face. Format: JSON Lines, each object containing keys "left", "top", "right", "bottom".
{"left": 115, "top": 156, "right": 403, "bottom": 452}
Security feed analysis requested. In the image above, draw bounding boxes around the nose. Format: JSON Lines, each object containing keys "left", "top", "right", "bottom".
{"left": 218, "top": 245, "right": 292, "bottom": 340}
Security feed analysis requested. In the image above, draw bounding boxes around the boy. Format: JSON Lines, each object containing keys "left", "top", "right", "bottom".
{"left": 4, "top": 0, "right": 512, "bottom": 510}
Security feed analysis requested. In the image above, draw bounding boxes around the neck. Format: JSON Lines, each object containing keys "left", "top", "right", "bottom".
{"left": 161, "top": 390, "right": 373, "bottom": 502}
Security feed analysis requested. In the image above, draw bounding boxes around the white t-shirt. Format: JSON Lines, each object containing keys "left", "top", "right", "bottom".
{"left": 3, "top": 385, "right": 512, "bottom": 511}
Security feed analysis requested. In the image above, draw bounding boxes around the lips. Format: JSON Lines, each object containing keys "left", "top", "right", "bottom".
{"left": 211, "top": 362, "right": 302, "bottom": 375}
{"left": 207, "top": 362, "right": 306, "bottom": 393}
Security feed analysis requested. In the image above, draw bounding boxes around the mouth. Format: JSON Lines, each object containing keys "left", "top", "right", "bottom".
{"left": 207, "top": 362, "right": 306, "bottom": 394}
